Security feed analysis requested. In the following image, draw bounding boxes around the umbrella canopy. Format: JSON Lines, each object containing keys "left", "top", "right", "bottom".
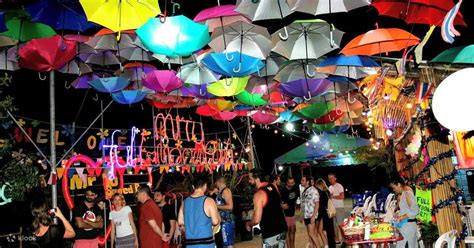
{"left": 213, "top": 111, "right": 238, "bottom": 121}
{"left": 288, "top": 0, "right": 371, "bottom": 16}
{"left": 111, "top": 90, "right": 147, "bottom": 104}
{"left": 0, "top": 11, "right": 56, "bottom": 42}
{"left": 82, "top": 29, "right": 137, "bottom": 52}
{"left": 72, "top": 73, "right": 100, "bottom": 89}
{"left": 256, "top": 54, "right": 287, "bottom": 77}
{"left": 136, "top": 15, "right": 210, "bottom": 58}
{"left": 340, "top": 28, "right": 420, "bottom": 56}
{"left": 19, "top": 35, "right": 77, "bottom": 72}
{"left": 236, "top": 0, "right": 293, "bottom": 21}
{"left": 277, "top": 110, "right": 301, "bottom": 122}
{"left": 194, "top": 4, "right": 250, "bottom": 32}
{"left": 177, "top": 62, "right": 221, "bottom": 85}
{"left": 196, "top": 104, "right": 219, "bottom": 117}
{"left": 58, "top": 59, "right": 92, "bottom": 75}
{"left": 278, "top": 78, "right": 332, "bottom": 99}
{"left": 181, "top": 84, "right": 216, "bottom": 99}
{"left": 89, "top": 77, "right": 130, "bottom": 93}
{"left": 236, "top": 91, "right": 267, "bottom": 106}
{"left": 372, "top": 0, "right": 466, "bottom": 27}
{"left": 430, "top": 45, "right": 474, "bottom": 64}
{"left": 80, "top": 0, "right": 160, "bottom": 33}
{"left": 119, "top": 46, "right": 155, "bottom": 62}
{"left": 297, "top": 102, "right": 334, "bottom": 119}
{"left": 143, "top": 70, "right": 184, "bottom": 93}
{"left": 79, "top": 51, "right": 121, "bottom": 66}
{"left": 311, "top": 123, "right": 336, "bottom": 132}
{"left": 246, "top": 76, "right": 278, "bottom": 95}
{"left": 208, "top": 99, "right": 237, "bottom": 111}
{"left": 115, "top": 62, "right": 156, "bottom": 81}
{"left": 201, "top": 52, "right": 264, "bottom": 77}
{"left": 326, "top": 125, "right": 350, "bottom": 134}
{"left": 251, "top": 110, "right": 279, "bottom": 124}
{"left": 26, "top": 0, "right": 97, "bottom": 31}
{"left": 274, "top": 59, "right": 325, "bottom": 82}
{"left": 209, "top": 21, "right": 272, "bottom": 59}
{"left": 272, "top": 20, "right": 344, "bottom": 60}
{"left": 317, "top": 55, "right": 380, "bottom": 79}
{"left": 0, "top": 46, "right": 19, "bottom": 71}
{"left": 207, "top": 76, "right": 249, "bottom": 97}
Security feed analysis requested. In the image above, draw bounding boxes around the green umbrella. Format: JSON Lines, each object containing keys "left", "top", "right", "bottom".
{"left": 236, "top": 91, "right": 267, "bottom": 106}
{"left": 431, "top": 45, "right": 474, "bottom": 64}
{"left": 311, "top": 123, "right": 335, "bottom": 132}
{"left": 298, "top": 102, "right": 334, "bottom": 119}
{"left": 0, "top": 11, "right": 56, "bottom": 42}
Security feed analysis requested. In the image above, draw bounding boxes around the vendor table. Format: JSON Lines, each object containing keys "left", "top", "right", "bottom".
{"left": 343, "top": 228, "right": 404, "bottom": 248}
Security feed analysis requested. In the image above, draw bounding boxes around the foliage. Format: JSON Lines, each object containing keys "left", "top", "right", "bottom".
{"left": 0, "top": 149, "right": 39, "bottom": 201}
{"left": 354, "top": 143, "right": 396, "bottom": 173}
{"left": 418, "top": 222, "right": 439, "bottom": 247}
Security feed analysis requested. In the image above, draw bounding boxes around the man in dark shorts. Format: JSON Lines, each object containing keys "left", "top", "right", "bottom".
{"left": 280, "top": 177, "right": 299, "bottom": 248}
{"left": 154, "top": 188, "right": 177, "bottom": 248}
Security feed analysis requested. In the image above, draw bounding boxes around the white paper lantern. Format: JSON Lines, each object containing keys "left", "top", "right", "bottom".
{"left": 432, "top": 68, "right": 474, "bottom": 131}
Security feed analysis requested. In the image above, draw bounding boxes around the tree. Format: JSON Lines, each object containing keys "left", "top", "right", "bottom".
{"left": 354, "top": 142, "right": 396, "bottom": 174}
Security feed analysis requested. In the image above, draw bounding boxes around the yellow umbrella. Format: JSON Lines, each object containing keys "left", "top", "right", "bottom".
{"left": 208, "top": 99, "right": 237, "bottom": 111}
{"left": 80, "top": 0, "right": 160, "bottom": 38}
{"left": 207, "top": 76, "right": 249, "bottom": 97}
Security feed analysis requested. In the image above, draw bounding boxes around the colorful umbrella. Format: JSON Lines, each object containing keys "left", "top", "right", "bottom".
{"left": 430, "top": 45, "right": 474, "bottom": 64}
{"left": 177, "top": 62, "right": 221, "bottom": 85}
{"left": 246, "top": 76, "right": 278, "bottom": 95}
{"left": 83, "top": 29, "right": 137, "bottom": 52}
{"left": 298, "top": 102, "right": 334, "bottom": 119}
{"left": 236, "top": 91, "right": 267, "bottom": 106}
{"left": 202, "top": 52, "right": 264, "bottom": 77}
{"left": 317, "top": 55, "right": 380, "bottom": 79}
{"left": 209, "top": 21, "right": 272, "bottom": 60}
{"left": 26, "top": 0, "right": 97, "bottom": 31}
{"left": 272, "top": 20, "right": 344, "bottom": 61}
{"left": 58, "top": 59, "right": 92, "bottom": 75}
{"left": 194, "top": 4, "right": 250, "bottom": 32}
{"left": 208, "top": 99, "right": 237, "bottom": 111}
{"left": 289, "top": 0, "right": 370, "bottom": 15}
{"left": 213, "top": 111, "right": 238, "bottom": 121}
{"left": 313, "top": 110, "right": 344, "bottom": 124}
{"left": 311, "top": 123, "right": 336, "bottom": 132}
{"left": 89, "top": 77, "right": 129, "bottom": 93}
{"left": 0, "top": 11, "right": 56, "bottom": 42}
{"left": 182, "top": 84, "right": 216, "bottom": 99}
{"left": 274, "top": 59, "right": 325, "bottom": 82}
{"left": 80, "top": 0, "right": 160, "bottom": 34}
{"left": 19, "top": 35, "right": 77, "bottom": 72}
{"left": 251, "top": 110, "right": 279, "bottom": 125}
{"left": 0, "top": 12, "right": 7, "bottom": 32}
{"left": 236, "top": 0, "right": 293, "bottom": 21}
{"left": 207, "top": 76, "right": 249, "bottom": 97}
{"left": 119, "top": 47, "right": 155, "bottom": 62}
{"left": 257, "top": 54, "right": 287, "bottom": 77}
{"left": 0, "top": 36, "right": 18, "bottom": 49}
{"left": 136, "top": 15, "right": 210, "bottom": 58}
{"left": 143, "top": 70, "right": 183, "bottom": 93}
{"left": 277, "top": 110, "right": 301, "bottom": 123}
{"left": 372, "top": 0, "right": 466, "bottom": 27}
{"left": 72, "top": 73, "right": 100, "bottom": 89}
{"left": 111, "top": 90, "right": 147, "bottom": 104}
{"left": 79, "top": 51, "right": 121, "bottom": 66}
{"left": 0, "top": 46, "right": 19, "bottom": 71}
{"left": 115, "top": 62, "right": 156, "bottom": 82}
{"left": 326, "top": 125, "right": 350, "bottom": 134}
{"left": 196, "top": 105, "right": 219, "bottom": 117}
{"left": 340, "top": 28, "right": 420, "bottom": 56}
{"left": 278, "top": 78, "right": 332, "bottom": 99}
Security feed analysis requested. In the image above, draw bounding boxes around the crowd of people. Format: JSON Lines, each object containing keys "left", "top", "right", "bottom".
{"left": 25, "top": 169, "right": 418, "bottom": 248}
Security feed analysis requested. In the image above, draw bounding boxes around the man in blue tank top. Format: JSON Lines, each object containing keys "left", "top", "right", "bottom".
{"left": 178, "top": 175, "right": 220, "bottom": 248}
{"left": 215, "top": 177, "right": 235, "bottom": 248}
{"left": 246, "top": 168, "right": 287, "bottom": 248}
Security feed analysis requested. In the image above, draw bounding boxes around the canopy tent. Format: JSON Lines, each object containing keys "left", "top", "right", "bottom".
{"left": 274, "top": 134, "right": 370, "bottom": 165}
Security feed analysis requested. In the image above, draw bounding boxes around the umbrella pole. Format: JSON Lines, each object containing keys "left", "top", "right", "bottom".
{"left": 49, "top": 70, "right": 58, "bottom": 224}
{"left": 246, "top": 117, "right": 257, "bottom": 168}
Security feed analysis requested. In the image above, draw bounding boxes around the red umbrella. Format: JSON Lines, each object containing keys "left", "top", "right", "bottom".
{"left": 372, "top": 0, "right": 466, "bottom": 26}
{"left": 252, "top": 110, "right": 279, "bottom": 125}
{"left": 213, "top": 111, "right": 238, "bottom": 121}
{"left": 19, "top": 35, "right": 77, "bottom": 72}
{"left": 313, "top": 109, "right": 344, "bottom": 124}
{"left": 196, "top": 105, "right": 219, "bottom": 117}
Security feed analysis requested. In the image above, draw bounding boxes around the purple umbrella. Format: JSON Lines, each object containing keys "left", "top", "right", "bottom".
{"left": 278, "top": 78, "right": 332, "bottom": 100}
{"left": 181, "top": 84, "right": 216, "bottom": 99}
{"left": 72, "top": 72, "right": 109, "bottom": 89}
{"left": 143, "top": 70, "right": 184, "bottom": 93}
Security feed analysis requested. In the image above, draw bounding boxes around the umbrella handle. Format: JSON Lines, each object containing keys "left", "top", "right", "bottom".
{"left": 303, "top": 91, "right": 312, "bottom": 101}
{"left": 256, "top": 66, "right": 261, "bottom": 77}
{"left": 217, "top": 0, "right": 220, "bottom": 5}
{"left": 64, "top": 80, "right": 71, "bottom": 89}
{"left": 199, "top": 87, "right": 206, "bottom": 96}
{"left": 225, "top": 52, "right": 234, "bottom": 61}
{"left": 278, "top": 27, "right": 289, "bottom": 41}
{"left": 38, "top": 72, "right": 47, "bottom": 81}
{"left": 59, "top": 37, "right": 67, "bottom": 51}
{"left": 306, "top": 64, "right": 315, "bottom": 78}
{"left": 328, "top": 113, "right": 335, "bottom": 121}
{"left": 225, "top": 78, "right": 232, "bottom": 86}
{"left": 93, "top": 93, "right": 99, "bottom": 101}
{"left": 119, "top": 63, "right": 124, "bottom": 72}
{"left": 172, "top": 2, "right": 181, "bottom": 15}
{"left": 233, "top": 62, "right": 242, "bottom": 73}
{"left": 159, "top": 11, "right": 167, "bottom": 23}
{"left": 336, "top": 108, "right": 343, "bottom": 115}
{"left": 347, "top": 92, "right": 357, "bottom": 104}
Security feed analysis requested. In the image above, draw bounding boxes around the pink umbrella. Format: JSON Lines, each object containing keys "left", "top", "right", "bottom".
{"left": 252, "top": 110, "right": 279, "bottom": 124}
{"left": 143, "top": 70, "right": 184, "bottom": 93}
{"left": 194, "top": 5, "right": 250, "bottom": 32}
{"left": 213, "top": 111, "right": 238, "bottom": 121}
{"left": 233, "top": 109, "right": 254, "bottom": 117}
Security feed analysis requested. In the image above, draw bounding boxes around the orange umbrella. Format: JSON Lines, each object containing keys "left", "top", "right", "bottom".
{"left": 340, "top": 28, "right": 420, "bottom": 56}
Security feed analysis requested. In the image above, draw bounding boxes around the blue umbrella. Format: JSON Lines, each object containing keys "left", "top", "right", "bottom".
{"left": 201, "top": 52, "right": 264, "bottom": 77}
{"left": 278, "top": 110, "right": 301, "bottom": 123}
{"left": 325, "top": 125, "right": 350, "bottom": 134}
{"left": 317, "top": 55, "right": 380, "bottom": 79}
{"left": 136, "top": 15, "right": 210, "bottom": 58}
{"left": 111, "top": 90, "right": 147, "bottom": 104}
{"left": 326, "top": 75, "right": 355, "bottom": 83}
{"left": 89, "top": 77, "right": 129, "bottom": 93}
{"left": 26, "top": 0, "right": 97, "bottom": 32}
{"left": 0, "top": 12, "right": 7, "bottom": 32}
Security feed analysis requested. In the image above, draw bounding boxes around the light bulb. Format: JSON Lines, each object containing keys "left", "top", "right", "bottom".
{"left": 285, "top": 122, "right": 295, "bottom": 132}
{"left": 311, "top": 134, "right": 320, "bottom": 143}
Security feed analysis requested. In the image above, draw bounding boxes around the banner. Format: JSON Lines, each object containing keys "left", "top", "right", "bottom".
{"left": 416, "top": 187, "right": 433, "bottom": 223}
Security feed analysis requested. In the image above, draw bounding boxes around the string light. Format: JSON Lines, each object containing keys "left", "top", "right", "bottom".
{"left": 244, "top": 147, "right": 250, "bottom": 153}
{"left": 251, "top": 124, "right": 256, "bottom": 129}
{"left": 285, "top": 122, "right": 295, "bottom": 132}
{"left": 386, "top": 129, "right": 393, "bottom": 137}
{"left": 406, "top": 103, "right": 413, "bottom": 109}
{"left": 305, "top": 142, "right": 309, "bottom": 146}
{"left": 311, "top": 134, "right": 320, "bottom": 143}
{"left": 274, "top": 129, "right": 279, "bottom": 134}
{"left": 278, "top": 165, "right": 284, "bottom": 171}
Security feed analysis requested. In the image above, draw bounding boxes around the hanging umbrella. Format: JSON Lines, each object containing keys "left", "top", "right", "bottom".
{"left": 143, "top": 70, "right": 183, "bottom": 93}
{"left": 317, "top": 55, "right": 380, "bottom": 79}
{"left": 58, "top": 59, "right": 92, "bottom": 75}
{"left": 111, "top": 90, "right": 147, "bottom": 104}
{"left": 274, "top": 59, "right": 325, "bottom": 82}
{"left": 177, "top": 62, "right": 221, "bottom": 85}
{"left": 207, "top": 76, "right": 249, "bottom": 97}
{"left": 326, "top": 125, "right": 350, "bottom": 134}
{"left": 72, "top": 73, "right": 101, "bottom": 89}
{"left": 194, "top": 4, "right": 250, "bottom": 32}
{"left": 136, "top": 15, "right": 210, "bottom": 58}
{"left": 236, "top": 0, "right": 293, "bottom": 21}
{"left": 208, "top": 99, "right": 237, "bottom": 111}
{"left": 288, "top": 0, "right": 371, "bottom": 16}
{"left": 202, "top": 52, "right": 264, "bottom": 77}
{"left": 83, "top": 29, "right": 137, "bottom": 52}
{"left": 266, "top": 91, "right": 289, "bottom": 105}
{"left": 252, "top": 110, "right": 279, "bottom": 124}
{"left": 313, "top": 110, "right": 344, "bottom": 124}
{"left": 79, "top": 51, "right": 121, "bottom": 66}
{"left": 119, "top": 47, "right": 155, "bottom": 62}
{"left": 430, "top": 45, "right": 474, "bottom": 64}
{"left": 0, "top": 46, "right": 19, "bottom": 71}
{"left": 26, "top": 0, "right": 97, "bottom": 31}
{"left": 196, "top": 105, "right": 219, "bottom": 117}
{"left": 115, "top": 62, "right": 156, "bottom": 81}
{"left": 372, "top": 0, "right": 466, "bottom": 27}
{"left": 209, "top": 21, "right": 272, "bottom": 60}
{"left": 236, "top": 91, "right": 267, "bottom": 106}
{"left": 0, "top": 36, "right": 18, "bottom": 49}
{"left": 311, "top": 123, "right": 336, "bottom": 132}
{"left": 278, "top": 77, "right": 332, "bottom": 99}
{"left": 0, "top": 11, "right": 56, "bottom": 42}
{"left": 0, "top": 12, "right": 7, "bottom": 32}
{"left": 213, "top": 111, "right": 238, "bottom": 121}
{"left": 340, "top": 28, "right": 420, "bottom": 56}
{"left": 298, "top": 102, "right": 334, "bottom": 119}
{"left": 89, "top": 77, "right": 129, "bottom": 93}
{"left": 19, "top": 35, "right": 77, "bottom": 72}
{"left": 272, "top": 20, "right": 344, "bottom": 61}
{"left": 277, "top": 110, "right": 301, "bottom": 123}
{"left": 256, "top": 54, "right": 287, "bottom": 77}
{"left": 182, "top": 84, "right": 216, "bottom": 99}
{"left": 246, "top": 76, "right": 278, "bottom": 95}
{"left": 80, "top": 0, "right": 160, "bottom": 35}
